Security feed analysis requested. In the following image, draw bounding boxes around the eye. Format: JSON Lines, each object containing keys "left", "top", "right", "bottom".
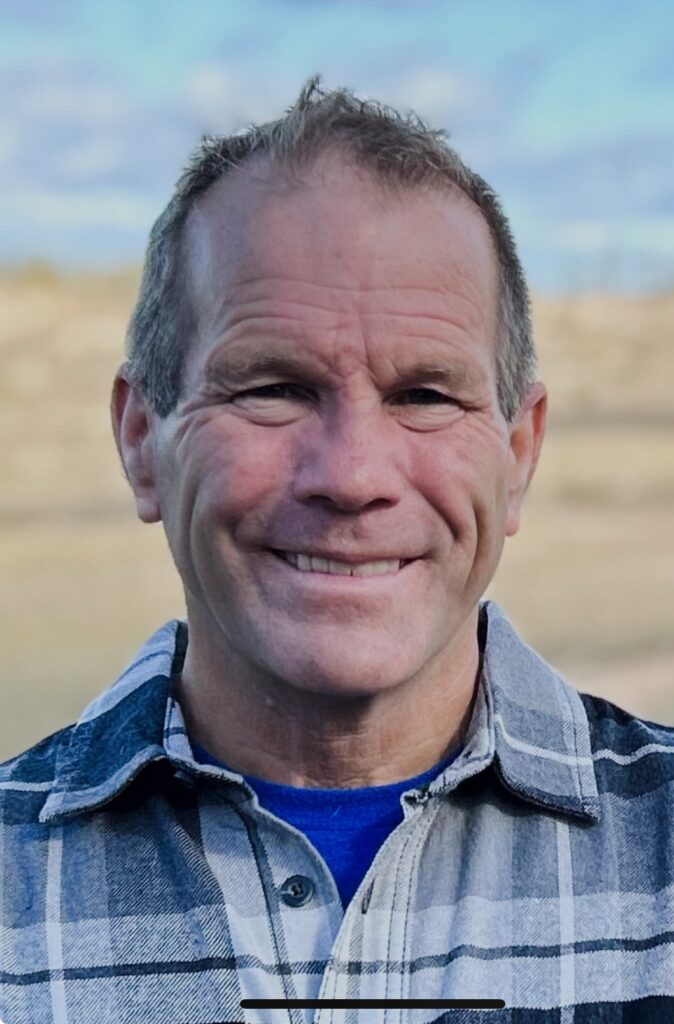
{"left": 236, "top": 384, "right": 456, "bottom": 404}
{"left": 394, "top": 388, "right": 457, "bottom": 405}
{"left": 235, "top": 384, "right": 308, "bottom": 400}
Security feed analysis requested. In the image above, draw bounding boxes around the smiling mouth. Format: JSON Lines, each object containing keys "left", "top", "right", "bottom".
{"left": 269, "top": 549, "right": 414, "bottom": 578}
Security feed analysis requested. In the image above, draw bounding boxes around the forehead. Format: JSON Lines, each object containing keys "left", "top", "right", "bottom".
{"left": 184, "top": 153, "right": 499, "bottom": 359}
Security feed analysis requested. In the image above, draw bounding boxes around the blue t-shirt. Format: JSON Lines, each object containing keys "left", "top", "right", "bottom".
{"left": 191, "top": 739, "right": 460, "bottom": 909}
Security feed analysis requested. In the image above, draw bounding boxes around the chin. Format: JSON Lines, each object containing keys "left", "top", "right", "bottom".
{"left": 280, "top": 659, "right": 413, "bottom": 701}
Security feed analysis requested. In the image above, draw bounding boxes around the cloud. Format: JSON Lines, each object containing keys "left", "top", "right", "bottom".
{"left": 0, "top": 41, "right": 672, "bottom": 289}
{"left": 180, "top": 63, "right": 283, "bottom": 133}
{"left": 491, "top": 131, "right": 674, "bottom": 222}
{"left": 19, "top": 81, "right": 130, "bottom": 123}
{"left": 54, "top": 136, "right": 127, "bottom": 181}
{"left": 8, "top": 186, "right": 157, "bottom": 230}
{"left": 0, "top": 0, "right": 73, "bottom": 30}
{"left": 555, "top": 215, "right": 674, "bottom": 255}
{"left": 4, "top": 54, "right": 134, "bottom": 127}
{"left": 0, "top": 56, "right": 193, "bottom": 195}
{"left": 368, "top": 47, "right": 553, "bottom": 168}
{"left": 0, "top": 123, "right": 20, "bottom": 164}
{"left": 384, "top": 66, "right": 490, "bottom": 127}
{"left": 0, "top": 57, "right": 142, "bottom": 187}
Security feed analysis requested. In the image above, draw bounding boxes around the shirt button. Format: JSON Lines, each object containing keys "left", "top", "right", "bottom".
{"left": 280, "top": 874, "right": 315, "bottom": 907}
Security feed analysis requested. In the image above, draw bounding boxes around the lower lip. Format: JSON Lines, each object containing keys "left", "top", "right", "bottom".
{"left": 267, "top": 549, "right": 418, "bottom": 587}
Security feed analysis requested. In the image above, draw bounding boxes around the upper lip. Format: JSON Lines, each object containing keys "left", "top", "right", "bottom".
{"left": 269, "top": 548, "right": 418, "bottom": 565}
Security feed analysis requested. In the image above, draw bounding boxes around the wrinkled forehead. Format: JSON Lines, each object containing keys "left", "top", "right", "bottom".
{"left": 182, "top": 153, "right": 499, "bottom": 340}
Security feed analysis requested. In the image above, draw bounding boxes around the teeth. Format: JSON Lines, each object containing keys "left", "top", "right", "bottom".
{"left": 281, "top": 552, "right": 403, "bottom": 576}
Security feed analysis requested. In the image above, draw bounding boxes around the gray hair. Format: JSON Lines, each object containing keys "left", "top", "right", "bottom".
{"left": 124, "top": 74, "right": 538, "bottom": 422}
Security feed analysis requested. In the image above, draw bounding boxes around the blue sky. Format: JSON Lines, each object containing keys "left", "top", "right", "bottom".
{"left": 1, "top": 0, "right": 673, "bottom": 291}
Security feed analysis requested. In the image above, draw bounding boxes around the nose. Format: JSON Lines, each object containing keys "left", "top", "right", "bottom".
{"left": 291, "top": 400, "right": 405, "bottom": 513}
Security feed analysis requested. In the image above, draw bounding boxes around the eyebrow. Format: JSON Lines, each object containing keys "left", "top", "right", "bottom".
{"left": 204, "top": 349, "right": 485, "bottom": 391}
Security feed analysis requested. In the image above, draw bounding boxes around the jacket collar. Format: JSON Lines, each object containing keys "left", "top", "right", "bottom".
{"left": 39, "top": 600, "right": 599, "bottom": 825}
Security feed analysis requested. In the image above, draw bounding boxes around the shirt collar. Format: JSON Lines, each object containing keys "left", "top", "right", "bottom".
{"left": 39, "top": 600, "right": 600, "bottom": 825}
{"left": 426, "top": 600, "right": 600, "bottom": 822}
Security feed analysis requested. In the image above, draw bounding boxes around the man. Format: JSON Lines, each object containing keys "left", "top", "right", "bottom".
{"left": 2, "top": 76, "right": 673, "bottom": 1024}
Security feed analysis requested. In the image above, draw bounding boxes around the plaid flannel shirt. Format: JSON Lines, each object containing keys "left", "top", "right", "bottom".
{"left": 2, "top": 598, "right": 674, "bottom": 1024}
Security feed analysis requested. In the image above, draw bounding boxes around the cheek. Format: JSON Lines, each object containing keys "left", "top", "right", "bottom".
{"left": 413, "top": 428, "right": 509, "bottom": 538}
{"left": 411, "top": 434, "right": 506, "bottom": 577}
{"left": 184, "top": 423, "right": 285, "bottom": 522}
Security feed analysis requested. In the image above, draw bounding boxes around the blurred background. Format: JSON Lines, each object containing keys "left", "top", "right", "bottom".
{"left": 1, "top": 0, "right": 673, "bottom": 760}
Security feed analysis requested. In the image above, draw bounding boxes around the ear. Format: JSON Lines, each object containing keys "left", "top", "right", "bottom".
{"left": 110, "top": 364, "right": 162, "bottom": 523}
{"left": 504, "top": 381, "right": 547, "bottom": 538}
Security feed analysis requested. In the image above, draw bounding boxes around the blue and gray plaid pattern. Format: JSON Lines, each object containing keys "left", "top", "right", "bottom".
{"left": 2, "top": 598, "right": 674, "bottom": 1023}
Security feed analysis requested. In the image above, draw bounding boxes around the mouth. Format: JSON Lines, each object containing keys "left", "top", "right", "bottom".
{"left": 268, "top": 548, "right": 416, "bottom": 578}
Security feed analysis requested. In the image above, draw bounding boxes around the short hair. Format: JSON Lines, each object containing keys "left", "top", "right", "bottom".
{"left": 124, "top": 74, "right": 539, "bottom": 422}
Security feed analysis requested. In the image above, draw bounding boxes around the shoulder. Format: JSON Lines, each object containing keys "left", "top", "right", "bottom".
{"left": 0, "top": 725, "right": 73, "bottom": 822}
{"left": 579, "top": 689, "right": 674, "bottom": 792}
{"left": 580, "top": 688, "right": 674, "bottom": 746}
{"left": 0, "top": 724, "right": 73, "bottom": 777}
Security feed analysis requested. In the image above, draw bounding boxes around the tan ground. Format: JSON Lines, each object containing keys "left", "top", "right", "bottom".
{"left": 1, "top": 267, "right": 672, "bottom": 760}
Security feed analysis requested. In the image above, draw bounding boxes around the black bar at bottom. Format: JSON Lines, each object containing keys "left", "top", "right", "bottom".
{"left": 241, "top": 999, "right": 505, "bottom": 1009}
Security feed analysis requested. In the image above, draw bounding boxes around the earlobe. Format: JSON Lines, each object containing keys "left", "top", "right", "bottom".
{"left": 110, "top": 367, "right": 162, "bottom": 524}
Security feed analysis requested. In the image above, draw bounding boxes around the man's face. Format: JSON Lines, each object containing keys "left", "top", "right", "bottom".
{"left": 113, "top": 154, "right": 546, "bottom": 700}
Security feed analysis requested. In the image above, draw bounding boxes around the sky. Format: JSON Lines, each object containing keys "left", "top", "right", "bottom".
{"left": 1, "top": 0, "right": 673, "bottom": 292}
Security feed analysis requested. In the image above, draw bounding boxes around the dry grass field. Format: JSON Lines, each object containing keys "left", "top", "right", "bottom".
{"left": 1, "top": 266, "right": 673, "bottom": 761}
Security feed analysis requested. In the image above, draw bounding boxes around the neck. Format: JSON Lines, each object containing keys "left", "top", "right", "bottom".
{"left": 172, "top": 606, "right": 483, "bottom": 789}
